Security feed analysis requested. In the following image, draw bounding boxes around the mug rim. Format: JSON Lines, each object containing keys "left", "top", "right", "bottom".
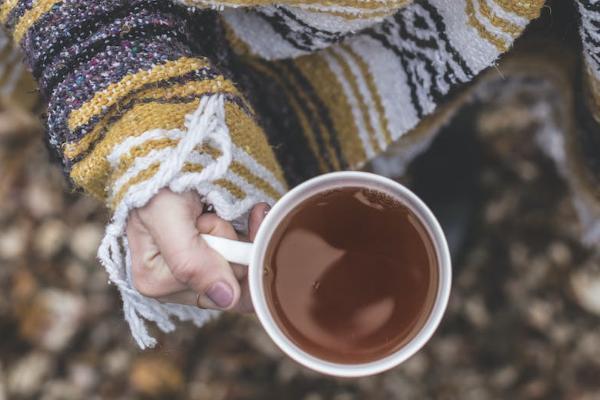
{"left": 248, "top": 171, "right": 452, "bottom": 377}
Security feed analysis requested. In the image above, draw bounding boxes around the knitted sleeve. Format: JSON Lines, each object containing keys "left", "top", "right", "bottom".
{"left": 0, "top": 0, "right": 286, "bottom": 348}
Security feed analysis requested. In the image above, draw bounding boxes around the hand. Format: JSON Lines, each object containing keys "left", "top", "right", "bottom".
{"left": 126, "top": 189, "right": 269, "bottom": 312}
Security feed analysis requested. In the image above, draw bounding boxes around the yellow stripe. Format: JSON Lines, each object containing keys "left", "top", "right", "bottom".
{"left": 114, "top": 161, "right": 247, "bottom": 208}
{"left": 229, "top": 161, "right": 281, "bottom": 200}
{"left": 343, "top": 44, "right": 392, "bottom": 145}
{"left": 225, "top": 101, "right": 287, "bottom": 193}
{"left": 14, "top": 0, "right": 62, "bottom": 43}
{"left": 113, "top": 138, "right": 178, "bottom": 181}
{"left": 466, "top": 0, "right": 508, "bottom": 52}
{"left": 104, "top": 99, "right": 286, "bottom": 197}
{"left": 111, "top": 137, "right": 223, "bottom": 185}
{"left": 183, "top": 163, "right": 246, "bottom": 200}
{"left": 136, "top": 77, "right": 237, "bottom": 101}
{"left": 111, "top": 152, "right": 276, "bottom": 208}
{"left": 71, "top": 97, "right": 286, "bottom": 202}
{"left": 67, "top": 57, "right": 210, "bottom": 131}
{"left": 111, "top": 163, "right": 161, "bottom": 208}
{"left": 0, "top": 0, "right": 19, "bottom": 23}
{"left": 294, "top": 54, "right": 367, "bottom": 166}
{"left": 63, "top": 76, "right": 237, "bottom": 160}
{"left": 329, "top": 49, "right": 381, "bottom": 153}
{"left": 492, "top": 0, "right": 544, "bottom": 20}
{"left": 64, "top": 77, "right": 237, "bottom": 159}
{"left": 109, "top": 134, "right": 262, "bottom": 202}
{"left": 477, "top": 0, "right": 522, "bottom": 37}
{"left": 111, "top": 135, "right": 273, "bottom": 203}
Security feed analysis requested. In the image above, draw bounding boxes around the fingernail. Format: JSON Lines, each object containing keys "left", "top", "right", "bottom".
{"left": 206, "top": 281, "right": 234, "bottom": 309}
{"left": 263, "top": 204, "right": 272, "bottom": 216}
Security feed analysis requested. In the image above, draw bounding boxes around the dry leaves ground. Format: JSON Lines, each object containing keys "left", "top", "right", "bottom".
{"left": 0, "top": 94, "right": 598, "bottom": 400}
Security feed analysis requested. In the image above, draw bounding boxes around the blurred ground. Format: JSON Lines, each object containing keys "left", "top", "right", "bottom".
{"left": 0, "top": 87, "right": 599, "bottom": 399}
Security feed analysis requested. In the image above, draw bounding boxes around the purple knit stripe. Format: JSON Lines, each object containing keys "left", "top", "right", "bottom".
{"left": 36, "top": 11, "right": 190, "bottom": 95}
{"left": 23, "top": 0, "right": 185, "bottom": 78}
{"left": 46, "top": 38, "right": 197, "bottom": 148}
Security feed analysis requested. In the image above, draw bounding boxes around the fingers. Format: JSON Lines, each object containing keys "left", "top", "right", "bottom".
{"left": 191, "top": 213, "right": 244, "bottom": 310}
{"left": 159, "top": 278, "right": 253, "bottom": 313}
{"left": 132, "top": 190, "right": 241, "bottom": 310}
{"left": 126, "top": 210, "right": 188, "bottom": 298}
{"left": 127, "top": 189, "right": 268, "bottom": 313}
{"left": 248, "top": 202, "right": 271, "bottom": 241}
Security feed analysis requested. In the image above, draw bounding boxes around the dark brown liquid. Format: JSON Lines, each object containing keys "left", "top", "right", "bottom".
{"left": 264, "top": 187, "right": 438, "bottom": 364}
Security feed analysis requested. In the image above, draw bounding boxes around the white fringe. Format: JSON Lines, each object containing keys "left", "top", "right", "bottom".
{"left": 97, "top": 94, "right": 247, "bottom": 349}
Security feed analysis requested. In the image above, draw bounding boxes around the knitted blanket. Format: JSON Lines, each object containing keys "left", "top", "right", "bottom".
{"left": 0, "top": 0, "right": 597, "bottom": 348}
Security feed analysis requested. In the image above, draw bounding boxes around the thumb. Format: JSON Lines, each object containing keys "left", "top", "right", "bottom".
{"left": 146, "top": 202, "right": 240, "bottom": 310}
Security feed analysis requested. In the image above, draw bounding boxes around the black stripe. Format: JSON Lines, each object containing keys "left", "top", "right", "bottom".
{"left": 393, "top": 14, "right": 445, "bottom": 103}
{"left": 266, "top": 60, "right": 337, "bottom": 171}
{"left": 234, "top": 58, "right": 323, "bottom": 185}
{"left": 418, "top": 1, "right": 473, "bottom": 77}
{"left": 282, "top": 59, "right": 348, "bottom": 169}
{"left": 254, "top": 11, "right": 317, "bottom": 52}
{"left": 276, "top": 7, "right": 345, "bottom": 41}
{"left": 366, "top": 30, "right": 425, "bottom": 118}
{"left": 67, "top": 69, "right": 221, "bottom": 143}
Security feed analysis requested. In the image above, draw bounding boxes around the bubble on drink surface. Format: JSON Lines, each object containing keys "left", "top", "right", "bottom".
{"left": 354, "top": 188, "right": 404, "bottom": 211}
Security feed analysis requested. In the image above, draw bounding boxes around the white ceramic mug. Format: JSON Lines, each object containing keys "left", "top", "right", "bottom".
{"left": 202, "top": 171, "right": 452, "bottom": 377}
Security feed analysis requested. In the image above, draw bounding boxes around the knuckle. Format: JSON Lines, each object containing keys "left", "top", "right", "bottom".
{"left": 130, "top": 257, "right": 164, "bottom": 298}
{"left": 132, "top": 270, "right": 156, "bottom": 297}
{"left": 169, "top": 253, "right": 198, "bottom": 285}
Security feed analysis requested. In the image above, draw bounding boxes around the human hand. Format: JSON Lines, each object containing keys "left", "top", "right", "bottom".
{"left": 126, "top": 189, "right": 269, "bottom": 312}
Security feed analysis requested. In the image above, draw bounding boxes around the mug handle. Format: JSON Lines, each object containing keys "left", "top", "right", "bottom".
{"left": 201, "top": 234, "right": 253, "bottom": 266}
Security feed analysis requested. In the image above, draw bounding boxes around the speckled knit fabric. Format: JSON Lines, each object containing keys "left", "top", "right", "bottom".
{"left": 0, "top": 0, "right": 597, "bottom": 347}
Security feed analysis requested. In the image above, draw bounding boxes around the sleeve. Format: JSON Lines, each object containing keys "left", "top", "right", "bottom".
{"left": 0, "top": 0, "right": 287, "bottom": 348}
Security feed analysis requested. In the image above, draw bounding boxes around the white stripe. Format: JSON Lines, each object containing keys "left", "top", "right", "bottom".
{"left": 471, "top": 0, "right": 515, "bottom": 44}
{"left": 187, "top": 152, "right": 279, "bottom": 203}
{"left": 108, "top": 128, "right": 182, "bottom": 168}
{"left": 349, "top": 36, "right": 419, "bottom": 142}
{"left": 284, "top": 6, "right": 388, "bottom": 32}
{"left": 484, "top": 0, "right": 529, "bottom": 28}
{"left": 230, "top": 145, "right": 286, "bottom": 195}
{"left": 111, "top": 137, "right": 285, "bottom": 199}
{"left": 430, "top": 0, "right": 501, "bottom": 74}
{"left": 333, "top": 46, "right": 388, "bottom": 149}
{"left": 322, "top": 50, "right": 376, "bottom": 158}
{"left": 221, "top": 9, "right": 305, "bottom": 60}
{"left": 110, "top": 127, "right": 285, "bottom": 195}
